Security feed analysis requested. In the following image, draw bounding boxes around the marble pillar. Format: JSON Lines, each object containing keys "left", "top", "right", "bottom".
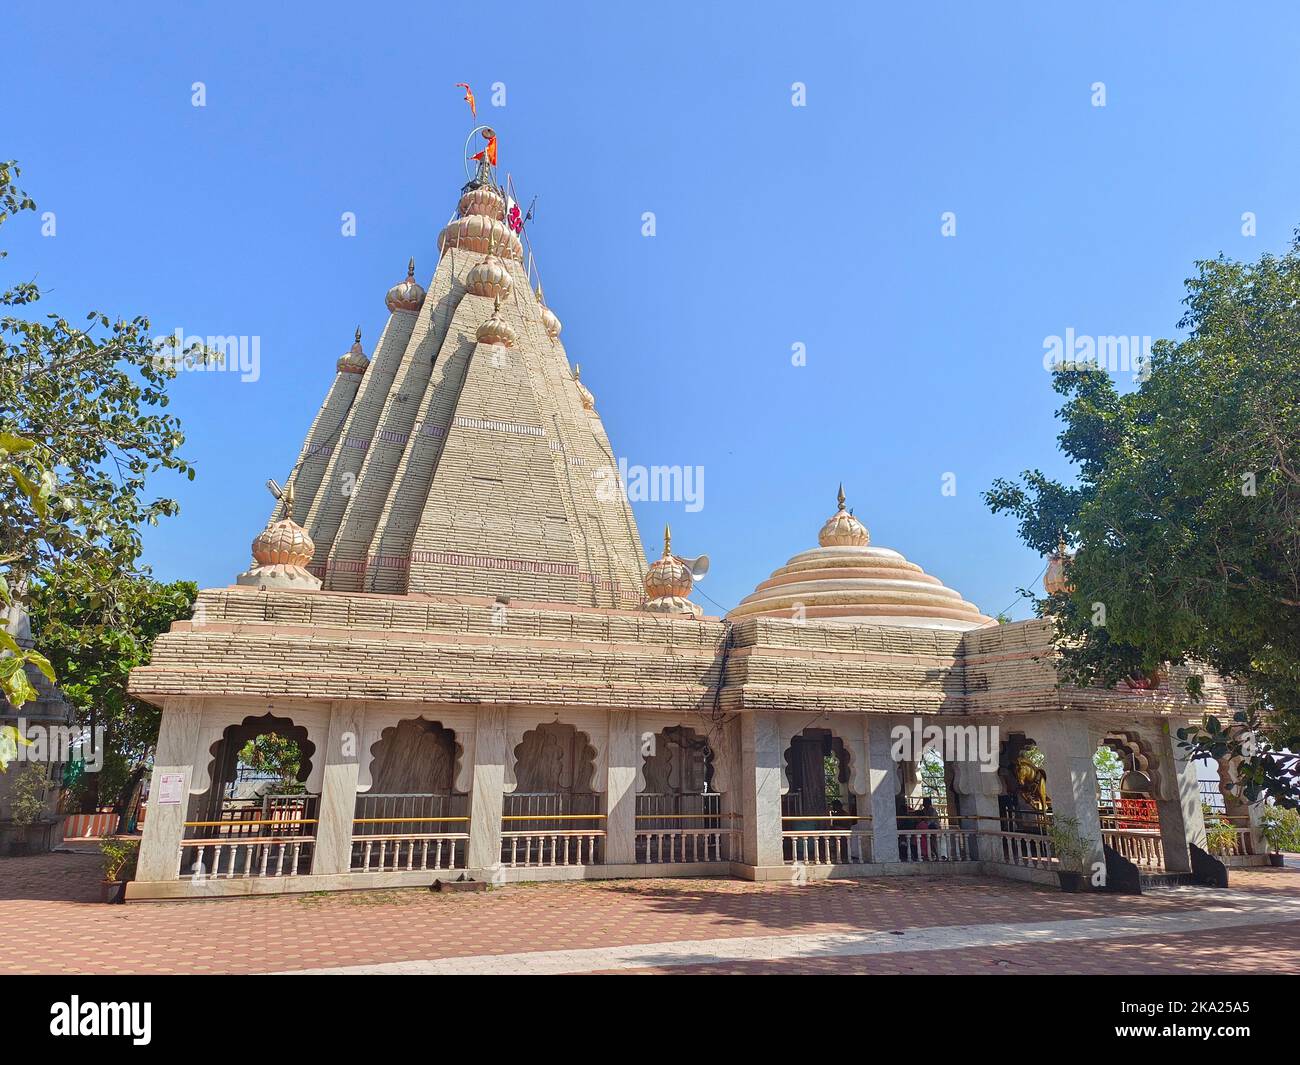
{"left": 311, "top": 702, "right": 363, "bottom": 875}
{"left": 865, "top": 716, "right": 900, "bottom": 864}
{"left": 740, "top": 713, "right": 784, "bottom": 868}
{"left": 605, "top": 710, "right": 637, "bottom": 865}
{"left": 136, "top": 699, "right": 203, "bottom": 883}
{"left": 1036, "top": 716, "right": 1106, "bottom": 884}
{"left": 1151, "top": 724, "right": 1206, "bottom": 873}
{"left": 467, "top": 707, "right": 507, "bottom": 873}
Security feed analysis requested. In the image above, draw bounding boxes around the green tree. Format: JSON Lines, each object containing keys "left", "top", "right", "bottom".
{"left": 238, "top": 733, "right": 303, "bottom": 791}
{"left": 985, "top": 234, "right": 1300, "bottom": 807}
{"left": 0, "top": 160, "right": 196, "bottom": 709}
{"left": 25, "top": 568, "right": 195, "bottom": 817}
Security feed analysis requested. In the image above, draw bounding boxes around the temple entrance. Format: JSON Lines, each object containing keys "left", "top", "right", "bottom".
{"left": 183, "top": 713, "right": 317, "bottom": 879}
{"left": 636, "top": 725, "right": 730, "bottom": 862}
{"left": 1095, "top": 733, "right": 1163, "bottom": 869}
{"left": 504, "top": 723, "right": 602, "bottom": 866}
{"left": 897, "top": 748, "right": 973, "bottom": 861}
{"left": 353, "top": 718, "right": 468, "bottom": 873}
{"left": 995, "top": 734, "right": 1053, "bottom": 868}
{"left": 781, "top": 727, "right": 867, "bottom": 864}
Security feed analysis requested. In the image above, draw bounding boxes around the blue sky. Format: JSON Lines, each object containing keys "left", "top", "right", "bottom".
{"left": 5, "top": 1, "right": 1298, "bottom": 618}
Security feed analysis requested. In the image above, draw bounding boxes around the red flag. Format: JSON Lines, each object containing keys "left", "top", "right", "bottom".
{"left": 456, "top": 83, "right": 476, "bottom": 118}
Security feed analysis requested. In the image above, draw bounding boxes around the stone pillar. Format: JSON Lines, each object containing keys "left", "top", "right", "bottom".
{"left": 135, "top": 699, "right": 203, "bottom": 883}
{"left": 605, "top": 710, "right": 637, "bottom": 865}
{"left": 865, "top": 716, "right": 900, "bottom": 864}
{"left": 1036, "top": 717, "right": 1105, "bottom": 883}
{"left": 952, "top": 755, "right": 1003, "bottom": 863}
{"left": 1219, "top": 755, "right": 1265, "bottom": 855}
{"left": 311, "top": 702, "right": 362, "bottom": 875}
{"left": 1152, "top": 724, "right": 1206, "bottom": 873}
{"left": 467, "top": 707, "right": 507, "bottom": 873}
{"left": 740, "top": 712, "right": 784, "bottom": 868}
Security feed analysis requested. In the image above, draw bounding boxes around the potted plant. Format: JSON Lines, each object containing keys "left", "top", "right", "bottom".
{"left": 1259, "top": 808, "right": 1298, "bottom": 868}
{"left": 6, "top": 762, "right": 50, "bottom": 856}
{"left": 1202, "top": 803, "right": 1240, "bottom": 857}
{"left": 1046, "top": 816, "right": 1096, "bottom": 892}
{"left": 100, "top": 837, "right": 139, "bottom": 904}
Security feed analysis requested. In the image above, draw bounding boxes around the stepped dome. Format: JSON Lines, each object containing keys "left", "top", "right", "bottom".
{"left": 729, "top": 487, "right": 994, "bottom": 631}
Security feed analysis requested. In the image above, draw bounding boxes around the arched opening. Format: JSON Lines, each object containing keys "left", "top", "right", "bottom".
{"left": 897, "top": 747, "right": 971, "bottom": 861}
{"left": 504, "top": 723, "right": 601, "bottom": 866}
{"left": 353, "top": 718, "right": 468, "bottom": 873}
{"left": 637, "top": 725, "right": 729, "bottom": 862}
{"left": 183, "top": 713, "right": 317, "bottom": 879}
{"left": 781, "top": 727, "right": 867, "bottom": 864}
{"left": 1095, "top": 732, "right": 1163, "bottom": 869}
{"left": 994, "top": 734, "right": 1054, "bottom": 868}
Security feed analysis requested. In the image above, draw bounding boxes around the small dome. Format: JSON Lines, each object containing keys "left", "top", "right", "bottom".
{"left": 252, "top": 518, "right": 315, "bottom": 569}
{"left": 537, "top": 285, "right": 561, "bottom": 339}
{"left": 573, "top": 364, "right": 595, "bottom": 412}
{"left": 336, "top": 326, "right": 369, "bottom": 375}
{"left": 386, "top": 258, "right": 426, "bottom": 314}
{"left": 439, "top": 214, "right": 523, "bottom": 260}
{"left": 730, "top": 486, "right": 993, "bottom": 630}
{"left": 235, "top": 484, "right": 322, "bottom": 591}
{"left": 466, "top": 254, "right": 513, "bottom": 300}
{"left": 818, "top": 484, "right": 869, "bottom": 547}
{"left": 1043, "top": 537, "right": 1074, "bottom": 597}
{"left": 476, "top": 298, "right": 517, "bottom": 348}
{"left": 644, "top": 525, "right": 693, "bottom": 601}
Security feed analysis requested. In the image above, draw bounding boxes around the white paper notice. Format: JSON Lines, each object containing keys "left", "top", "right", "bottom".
{"left": 158, "top": 772, "right": 185, "bottom": 806}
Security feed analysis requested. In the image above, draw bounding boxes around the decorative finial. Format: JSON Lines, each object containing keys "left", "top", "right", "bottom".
{"left": 281, "top": 481, "right": 296, "bottom": 522}
{"left": 818, "top": 485, "right": 870, "bottom": 547}
{"left": 354, "top": 325, "right": 361, "bottom": 343}
{"left": 406, "top": 257, "right": 415, "bottom": 279}
{"left": 663, "top": 523, "right": 672, "bottom": 558}
{"left": 574, "top": 363, "right": 581, "bottom": 380}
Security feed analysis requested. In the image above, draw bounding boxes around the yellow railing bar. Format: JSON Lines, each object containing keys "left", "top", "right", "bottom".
{"left": 500, "top": 813, "right": 606, "bottom": 821}
{"left": 634, "top": 813, "right": 741, "bottom": 820}
{"left": 352, "top": 816, "right": 470, "bottom": 824}
{"left": 183, "top": 819, "right": 317, "bottom": 827}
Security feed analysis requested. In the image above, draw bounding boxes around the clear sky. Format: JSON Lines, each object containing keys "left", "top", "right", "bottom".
{"left": 4, "top": 1, "right": 1298, "bottom": 618}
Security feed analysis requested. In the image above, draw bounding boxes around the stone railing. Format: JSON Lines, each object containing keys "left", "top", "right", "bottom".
{"left": 783, "top": 828, "right": 871, "bottom": 866}
{"left": 636, "top": 825, "right": 739, "bottom": 863}
{"left": 178, "top": 836, "right": 314, "bottom": 880}
{"left": 993, "top": 830, "right": 1056, "bottom": 869}
{"left": 898, "top": 828, "right": 977, "bottom": 862}
{"left": 351, "top": 832, "right": 468, "bottom": 873}
{"left": 1103, "top": 828, "right": 1164, "bottom": 868}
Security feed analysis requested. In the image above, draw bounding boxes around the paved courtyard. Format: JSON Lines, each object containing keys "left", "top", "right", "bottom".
{"left": 3, "top": 849, "right": 1298, "bottom": 974}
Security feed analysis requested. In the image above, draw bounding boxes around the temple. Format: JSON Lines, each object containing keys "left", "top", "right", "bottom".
{"left": 126, "top": 138, "right": 1263, "bottom": 900}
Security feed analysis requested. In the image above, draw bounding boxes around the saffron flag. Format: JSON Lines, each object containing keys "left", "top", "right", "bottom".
{"left": 456, "top": 82, "right": 476, "bottom": 118}
{"left": 472, "top": 133, "right": 498, "bottom": 167}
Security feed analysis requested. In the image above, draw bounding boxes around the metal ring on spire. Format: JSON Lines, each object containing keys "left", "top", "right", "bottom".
{"left": 462, "top": 125, "right": 498, "bottom": 180}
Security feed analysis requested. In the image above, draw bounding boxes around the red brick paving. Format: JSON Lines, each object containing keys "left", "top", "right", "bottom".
{"left": 2, "top": 850, "right": 1297, "bottom": 974}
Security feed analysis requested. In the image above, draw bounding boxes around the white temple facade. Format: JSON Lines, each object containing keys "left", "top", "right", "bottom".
{"left": 126, "top": 141, "right": 1260, "bottom": 900}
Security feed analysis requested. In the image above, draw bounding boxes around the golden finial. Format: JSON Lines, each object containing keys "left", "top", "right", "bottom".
{"left": 663, "top": 523, "right": 672, "bottom": 558}
{"left": 837, "top": 482, "right": 846, "bottom": 512}
{"left": 574, "top": 363, "right": 581, "bottom": 380}
{"left": 281, "top": 481, "right": 296, "bottom": 522}
{"left": 406, "top": 257, "right": 415, "bottom": 279}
